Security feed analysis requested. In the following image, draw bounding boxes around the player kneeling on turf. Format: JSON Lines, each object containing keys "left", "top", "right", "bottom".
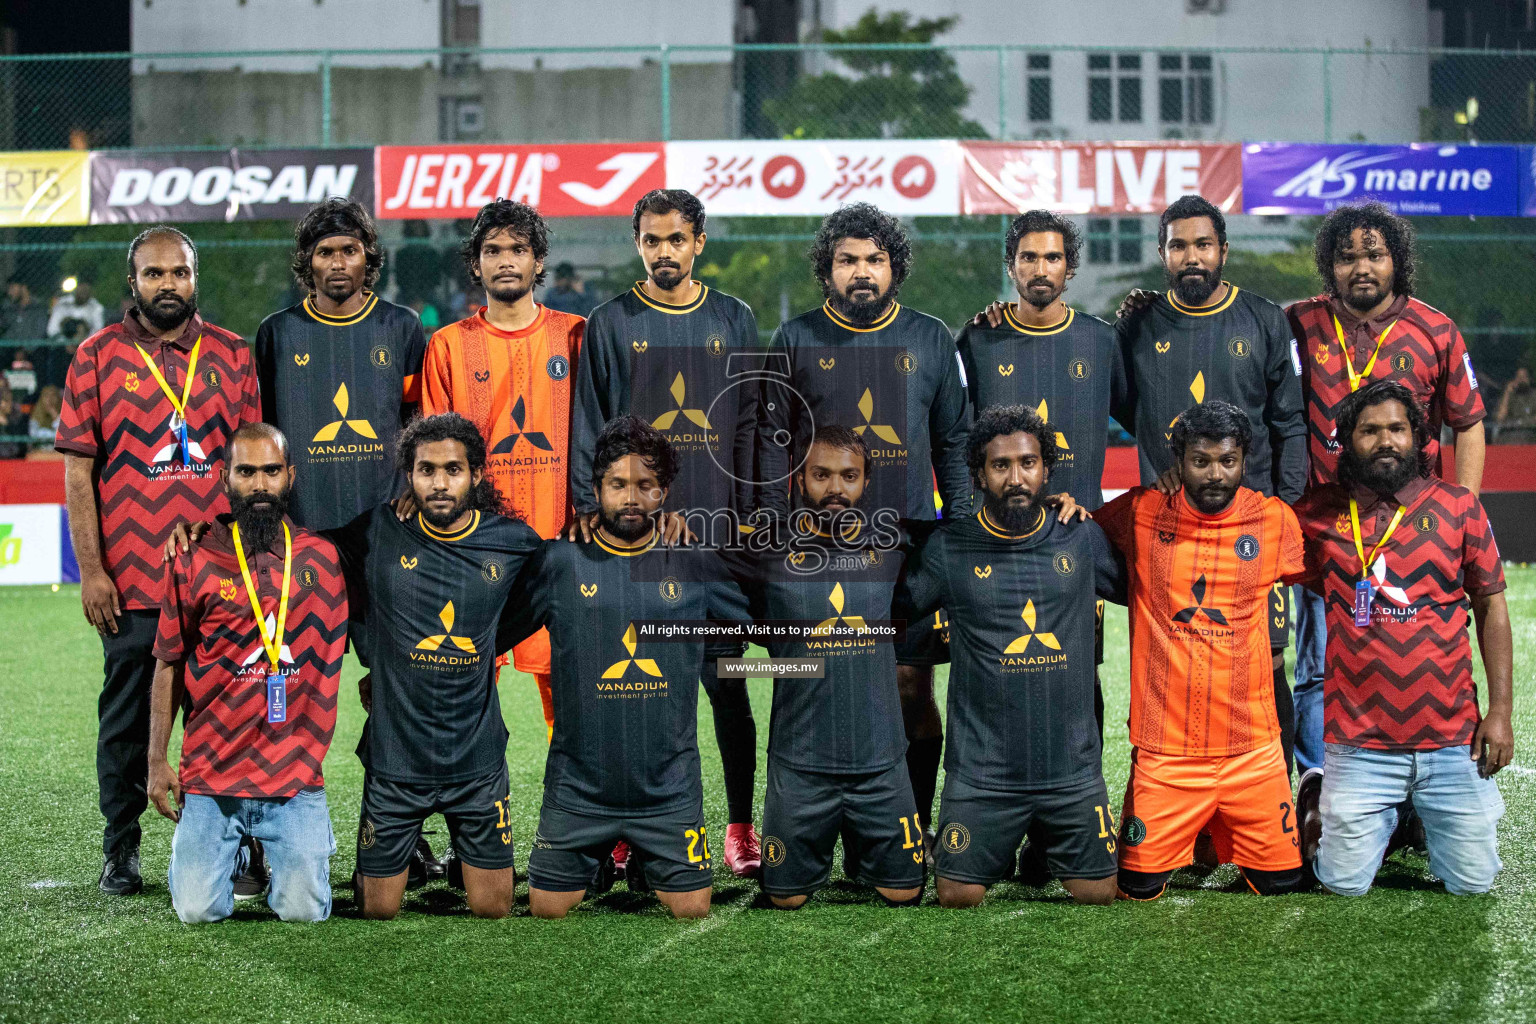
{"left": 148, "top": 424, "right": 347, "bottom": 924}
{"left": 508, "top": 417, "right": 750, "bottom": 919}
{"left": 1096, "top": 402, "right": 1306, "bottom": 899}
{"left": 900, "top": 406, "right": 1126, "bottom": 907}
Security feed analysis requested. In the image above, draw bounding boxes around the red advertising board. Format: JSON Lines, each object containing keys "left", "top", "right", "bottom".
{"left": 959, "top": 141, "right": 1243, "bottom": 215}
{"left": 374, "top": 143, "right": 665, "bottom": 219}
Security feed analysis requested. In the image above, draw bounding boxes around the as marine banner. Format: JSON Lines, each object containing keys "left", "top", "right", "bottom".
{"left": 90, "top": 148, "right": 374, "bottom": 224}
{"left": 958, "top": 141, "right": 1242, "bottom": 215}
{"left": 0, "top": 151, "right": 90, "bottom": 226}
{"left": 1242, "top": 142, "right": 1519, "bottom": 216}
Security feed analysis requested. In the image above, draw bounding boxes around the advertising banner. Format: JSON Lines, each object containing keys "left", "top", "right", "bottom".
{"left": 0, "top": 151, "right": 90, "bottom": 226}
{"left": 958, "top": 141, "right": 1241, "bottom": 215}
{"left": 1242, "top": 142, "right": 1519, "bottom": 217}
{"left": 1518, "top": 146, "right": 1536, "bottom": 217}
{"left": 90, "top": 148, "right": 374, "bottom": 224}
{"left": 665, "top": 140, "right": 960, "bottom": 215}
{"left": 0, "top": 505, "right": 75, "bottom": 586}
{"left": 375, "top": 143, "right": 665, "bottom": 219}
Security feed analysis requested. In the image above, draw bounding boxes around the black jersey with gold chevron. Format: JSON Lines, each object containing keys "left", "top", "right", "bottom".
{"left": 507, "top": 532, "right": 751, "bottom": 813}
{"left": 898, "top": 510, "right": 1124, "bottom": 790}
{"left": 571, "top": 283, "right": 759, "bottom": 520}
{"left": 757, "top": 302, "right": 971, "bottom": 522}
{"left": 327, "top": 505, "right": 540, "bottom": 783}
{"left": 956, "top": 305, "right": 1128, "bottom": 511}
{"left": 255, "top": 295, "right": 427, "bottom": 530}
{"left": 1116, "top": 285, "right": 1307, "bottom": 502}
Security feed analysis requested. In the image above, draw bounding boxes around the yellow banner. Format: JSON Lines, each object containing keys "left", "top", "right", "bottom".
{"left": 0, "top": 151, "right": 90, "bottom": 226}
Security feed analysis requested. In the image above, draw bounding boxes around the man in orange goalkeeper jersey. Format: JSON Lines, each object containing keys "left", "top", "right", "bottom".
{"left": 421, "top": 200, "right": 584, "bottom": 735}
{"left": 1094, "top": 401, "right": 1306, "bottom": 899}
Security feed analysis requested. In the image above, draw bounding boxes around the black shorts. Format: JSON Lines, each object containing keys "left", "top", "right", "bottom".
{"left": 895, "top": 607, "right": 950, "bottom": 667}
{"left": 526, "top": 798, "right": 713, "bottom": 893}
{"left": 703, "top": 640, "right": 748, "bottom": 662}
{"left": 935, "top": 772, "right": 1117, "bottom": 885}
{"left": 760, "top": 758, "right": 926, "bottom": 896}
{"left": 1268, "top": 582, "right": 1291, "bottom": 651}
{"left": 355, "top": 763, "right": 515, "bottom": 877}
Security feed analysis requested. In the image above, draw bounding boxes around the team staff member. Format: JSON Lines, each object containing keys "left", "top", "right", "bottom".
{"left": 570, "top": 189, "right": 764, "bottom": 877}
{"left": 1096, "top": 402, "right": 1305, "bottom": 899}
{"left": 511, "top": 418, "right": 750, "bottom": 920}
{"left": 421, "top": 200, "right": 584, "bottom": 738}
{"left": 756, "top": 203, "right": 972, "bottom": 847}
{"left": 147, "top": 425, "right": 347, "bottom": 924}
{"left": 255, "top": 198, "right": 426, "bottom": 531}
{"left": 1289, "top": 382, "right": 1510, "bottom": 895}
{"left": 901, "top": 406, "right": 1125, "bottom": 907}
{"left": 1287, "top": 202, "right": 1486, "bottom": 801}
{"left": 58, "top": 226, "right": 261, "bottom": 895}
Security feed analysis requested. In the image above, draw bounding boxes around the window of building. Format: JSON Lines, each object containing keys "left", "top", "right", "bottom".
{"left": 1117, "top": 217, "right": 1143, "bottom": 264}
{"left": 1087, "top": 217, "right": 1144, "bottom": 265}
{"left": 1159, "top": 53, "right": 1213, "bottom": 125}
{"left": 1116, "top": 53, "right": 1142, "bottom": 122}
{"left": 1087, "top": 217, "right": 1113, "bottom": 264}
{"left": 1089, "top": 53, "right": 1143, "bottom": 123}
{"left": 1027, "top": 53, "right": 1052, "bottom": 122}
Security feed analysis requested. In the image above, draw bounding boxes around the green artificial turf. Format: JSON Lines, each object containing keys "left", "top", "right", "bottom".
{"left": 1, "top": 573, "right": 1533, "bottom": 1024}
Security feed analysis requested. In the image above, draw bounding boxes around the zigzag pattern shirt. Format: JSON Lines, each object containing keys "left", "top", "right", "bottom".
{"left": 1290, "top": 476, "right": 1505, "bottom": 751}
{"left": 153, "top": 516, "right": 346, "bottom": 798}
{"left": 56, "top": 312, "right": 261, "bottom": 610}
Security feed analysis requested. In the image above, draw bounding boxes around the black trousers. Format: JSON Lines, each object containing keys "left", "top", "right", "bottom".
{"left": 98, "top": 609, "right": 160, "bottom": 856}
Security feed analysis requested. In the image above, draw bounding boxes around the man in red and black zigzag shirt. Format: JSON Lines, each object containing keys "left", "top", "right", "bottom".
{"left": 1287, "top": 201, "right": 1486, "bottom": 826}
{"left": 57, "top": 226, "right": 261, "bottom": 896}
{"left": 1289, "top": 381, "right": 1511, "bottom": 897}
{"left": 146, "top": 424, "right": 347, "bottom": 923}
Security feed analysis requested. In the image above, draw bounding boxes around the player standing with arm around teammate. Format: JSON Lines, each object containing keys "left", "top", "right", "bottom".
{"left": 756, "top": 203, "right": 971, "bottom": 851}
{"left": 1288, "top": 382, "right": 1510, "bottom": 896}
{"left": 512, "top": 418, "right": 750, "bottom": 920}
{"left": 569, "top": 189, "right": 765, "bottom": 877}
{"left": 146, "top": 425, "right": 346, "bottom": 924}
{"left": 57, "top": 227, "right": 261, "bottom": 895}
{"left": 420, "top": 201, "right": 584, "bottom": 740}
{"left": 253, "top": 198, "right": 426, "bottom": 531}
{"left": 1095, "top": 402, "right": 1306, "bottom": 899}
{"left": 900, "top": 406, "right": 1125, "bottom": 907}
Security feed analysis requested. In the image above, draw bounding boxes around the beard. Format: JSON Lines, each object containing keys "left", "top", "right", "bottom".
{"left": 649, "top": 261, "right": 686, "bottom": 291}
{"left": 984, "top": 485, "right": 1041, "bottom": 534}
{"left": 1341, "top": 276, "right": 1390, "bottom": 313}
{"left": 420, "top": 489, "right": 473, "bottom": 530}
{"left": 316, "top": 272, "right": 363, "bottom": 306}
{"left": 1186, "top": 477, "right": 1239, "bottom": 515}
{"left": 1016, "top": 275, "right": 1065, "bottom": 311}
{"left": 599, "top": 504, "right": 654, "bottom": 542}
{"left": 132, "top": 284, "right": 198, "bottom": 333}
{"left": 1168, "top": 261, "right": 1224, "bottom": 306}
{"left": 826, "top": 278, "right": 894, "bottom": 325}
{"left": 229, "top": 487, "right": 290, "bottom": 552}
{"left": 1340, "top": 445, "right": 1419, "bottom": 496}
{"left": 485, "top": 276, "right": 533, "bottom": 306}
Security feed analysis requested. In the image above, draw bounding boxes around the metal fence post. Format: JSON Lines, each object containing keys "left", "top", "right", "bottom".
{"left": 660, "top": 44, "right": 672, "bottom": 141}
{"left": 997, "top": 46, "right": 1007, "bottom": 140}
{"left": 1322, "top": 47, "right": 1332, "bottom": 143}
{"left": 320, "top": 50, "right": 333, "bottom": 146}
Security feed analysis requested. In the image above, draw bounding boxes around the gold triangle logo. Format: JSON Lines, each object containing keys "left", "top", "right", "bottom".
{"left": 313, "top": 383, "right": 379, "bottom": 442}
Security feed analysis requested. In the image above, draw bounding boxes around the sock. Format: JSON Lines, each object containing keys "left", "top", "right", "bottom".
{"left": 703, "top": 670, "right": 757, "bottom": 823}
{"left": 1272, "top": 658, "right": 1295, "bottom": 777}
{"left": 907, "top": 735, "right": 943, "bottom": 830}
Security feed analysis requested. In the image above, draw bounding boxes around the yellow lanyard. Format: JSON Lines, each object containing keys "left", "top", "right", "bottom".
{"left": 1331, "top": 315, "right": 1395, "bottom": 393}
{"left": 1348, "top": 498, "right": 1405, "bottom": 581}
{"left": 134, "top": 335, "right": 201, "bottom": 422}
{"left": 231, "top": 520, "right": 292, "bottom": 674}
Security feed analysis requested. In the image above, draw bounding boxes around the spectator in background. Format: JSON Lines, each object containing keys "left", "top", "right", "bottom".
{"left": 0, "top": 380, "right": 30, "bottom": 459}
{"left": 544, "top": 262, "right": 597, "bottom": 316}
{"left": 392, "top": 220, "right": 443, "bottom": 328}
{"left": 30, "top": 384, "right": 63, "bottom": 448}
{"left": 1, "top": 280, "right": 49, "bottom": 344}
{"left": 1493, "top": 367, "right": 1536, "bottom": 444}
{"left": 31, "top": 317, "right": 89, "bottom": 400}
{"left": 49, "top": 280, "right": 106, "bottom": 338}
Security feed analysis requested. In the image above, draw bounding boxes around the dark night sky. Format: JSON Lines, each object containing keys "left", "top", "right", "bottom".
{"left": 3, "top": 0, "right": 129, "bottom": 54}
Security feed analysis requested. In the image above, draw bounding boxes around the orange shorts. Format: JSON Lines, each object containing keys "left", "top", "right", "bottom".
{"left": 512, "top": 627, "right": 551, "bottom": 676}
{"left": 1117, "top": 738, "right": 1300, "bottom": 873}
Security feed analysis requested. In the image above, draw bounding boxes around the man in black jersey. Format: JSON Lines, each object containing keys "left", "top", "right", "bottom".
{"left": 1116, "top": 194, "right": 1307, "bottom": 771}
{"left": 756, "top": 203, "right": 971, "bottom": 851}
{"left": 335, "top": 414, "right": 541, "bottom": 920}
{"left": 738, "top": 426, "right": 924, "bottom": 907}
{"left": 900, "top": 405, "right": 1125, "bottom": 906}
{"left": 569, "top": 189, "right": 764, "bottom": 878}
{"left": 254, "top": 198, "right": 427, "bottom": 531}
{"left": 514, "top": 417, "right": 750, "bottom": 919}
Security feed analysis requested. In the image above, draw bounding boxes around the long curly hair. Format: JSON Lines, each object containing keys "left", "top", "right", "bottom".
{"left": 290, "top": 197, "right": 383, "bottom": 292}
{"left": 808, "top": 202, "right": 912, "bottom": 295}
{"left": 1312, "top": 200, "right": 1417, "bottom": 299}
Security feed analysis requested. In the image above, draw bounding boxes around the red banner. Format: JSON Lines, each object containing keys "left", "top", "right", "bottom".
{"left": 374, "top": 143, "right": 665, "bottom": 219}
{"left": 959, "top": 141, "right": 1242, "bottom": 215}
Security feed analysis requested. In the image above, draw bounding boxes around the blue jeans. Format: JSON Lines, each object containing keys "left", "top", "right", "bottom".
{"left": 1315, "top": 742, "right": 1504, "bottom": 896}
{"left": 168, "top": 789, "right": 336, "bottom": 923}
{"left": 1291, "top": 586, "right": 1326, "bottom": 774}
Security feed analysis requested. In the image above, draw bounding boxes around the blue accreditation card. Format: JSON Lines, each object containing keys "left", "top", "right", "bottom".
{"left": 1353, "top": 580, "right": 1373, "bottom": 627}
{"left": 266, "top": 672, "right": 288, "bottom": 724}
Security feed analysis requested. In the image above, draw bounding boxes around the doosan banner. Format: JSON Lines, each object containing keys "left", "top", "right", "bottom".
{"left": 958, "top": 141, "right": 1242, "bottom": 215}
{"left": 1242, "top": 142, "right": 1519, "bottom": 216}
{"left": 90, "top": 148, "right": 373, "bottom": 223}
